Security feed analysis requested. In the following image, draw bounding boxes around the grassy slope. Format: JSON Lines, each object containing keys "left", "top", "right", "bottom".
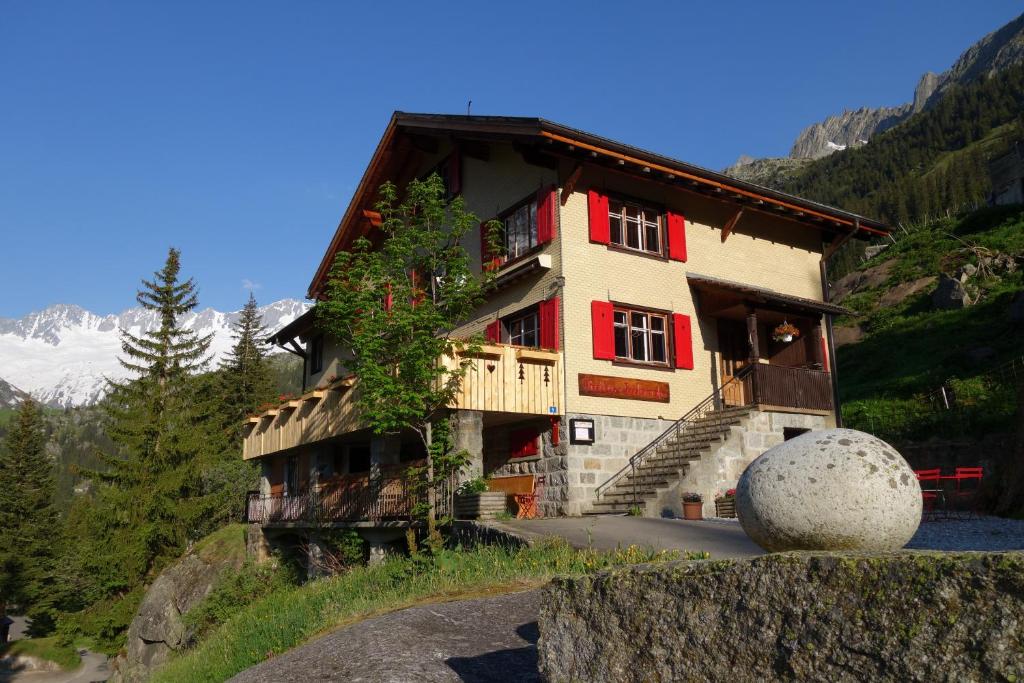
{"left": 151, "top": 541, "right": 689, "bottom": 683}
{"left": 836, "top": 205, "right": 1024, "bottom": 437}
{"left": 0, "top": 637, "right": 80, "bottom": 670}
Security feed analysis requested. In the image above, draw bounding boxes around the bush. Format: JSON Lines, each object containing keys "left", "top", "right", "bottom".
{"left": 55, "top": 586, "right": 145, "bottom": 655}
{"left": 455, "top": 477, "right": 488, "bottom": 496}
{"left": 184, "top": 560, "right": 299, "bottom": 642}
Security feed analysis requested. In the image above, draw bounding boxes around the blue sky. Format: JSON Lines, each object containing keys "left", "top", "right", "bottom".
{"left": 1, "top": 1, "right": 1021, "bottom": 318}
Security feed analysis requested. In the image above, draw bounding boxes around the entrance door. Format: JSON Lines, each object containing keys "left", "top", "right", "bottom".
{"left": 285, "top": 455, "right": 299, "bottom": 496}
{"left": 718, "top": 320, "right": 749, "bottom": 406}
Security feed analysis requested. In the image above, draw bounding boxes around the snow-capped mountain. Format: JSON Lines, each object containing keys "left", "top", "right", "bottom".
{"left": 0, "top": 299, "right": 310, "bottom": 408}
{"left": 0, "top": 376, "right": 30, "bottom": 409}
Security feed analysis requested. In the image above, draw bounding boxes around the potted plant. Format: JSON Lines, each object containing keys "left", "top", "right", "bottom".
{"left": 681, "top": 492, "right": 703, "bottom": 520}
{"left": 453, "top": 477, "right": 507, "bottom": 520}
{"left": 714, "top": 488, "right": 737, "bottom": 518}
{"left": 772, "top": 321, "right": 800, "bottom": 343}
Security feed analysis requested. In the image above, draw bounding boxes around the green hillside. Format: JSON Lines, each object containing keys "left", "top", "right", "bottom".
{"left": 779, "top": 62, "right": 1024, "bottom": 228}
{"left": 835, "top": 205, "right": 1024, "bottom": 441}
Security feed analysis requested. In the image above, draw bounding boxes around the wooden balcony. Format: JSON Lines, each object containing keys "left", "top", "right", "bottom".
{"left": 746, "top": 363, "right": 833, "bottom": 412}
{"left": 246, "top": 462, "right": 454, "bottom": 525}
{"left": 242, "top": 344, "right": 564, "bottom": 460}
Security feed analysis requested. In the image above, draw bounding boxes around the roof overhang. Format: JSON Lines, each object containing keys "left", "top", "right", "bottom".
{"left": 269, "top": 308, "right": 316, "bottom": 348}
{"left": 687, "top": 273, "right": 852, "bottom": 317}
{"left": 307, "top": 112, "right": 891, "bottom": 299}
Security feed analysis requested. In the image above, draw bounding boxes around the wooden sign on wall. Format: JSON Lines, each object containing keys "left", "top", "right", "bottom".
{"left": 578, "top": 374, "right": 670, "bottom": 403}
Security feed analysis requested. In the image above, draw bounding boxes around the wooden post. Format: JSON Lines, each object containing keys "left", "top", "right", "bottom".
{"left": 811, "top": 321, "right": 824, "bottom": 368}
{"left": 746, "top": 308, "right": 759, "bottom": 405}
{"left": 745, "top": 308, "right": 759, "bottom": 362}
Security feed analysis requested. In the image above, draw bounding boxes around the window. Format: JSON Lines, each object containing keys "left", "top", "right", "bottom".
{"left": 503, "top": 200, "right": 538, "bottom": 260}
{"left": 506, "top": 309, "right": 539, "bottom": 348}
{"left": 310, "top": 335, "right": 324, "bottom": 374}
{"left": 608, "top": 199, "right": 661, "bottom": 254}
{"left": 613, "top": 307, "right": 668, "bottom": 365}
{"left": 348, "top": 446, "right": 371, "bottom": 473}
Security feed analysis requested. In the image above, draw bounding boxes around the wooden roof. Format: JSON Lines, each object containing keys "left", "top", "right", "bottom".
{"left": 307, "top": 113, "right": 891, "bottom": 299}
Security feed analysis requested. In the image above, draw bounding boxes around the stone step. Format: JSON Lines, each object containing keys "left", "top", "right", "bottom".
{"left": 597, "top": 489, "right": 658, "bottom": 499}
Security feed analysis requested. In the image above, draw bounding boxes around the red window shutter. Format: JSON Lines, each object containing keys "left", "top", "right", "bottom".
{"left": 536, "top": 186, "right": 557, "bottom": 244}
{"left": 480, "top": 221, "right": 499, "bottom": 271}
{"left": 539, "top": 296, "right": 560, "bottom": 350}
{"left": 510, "top": 428, "right": 539, "bottom": 458}
{"left": 591, "top": 300, "right": 615, "bottom": 360}
{"left": 588, "top": 190, "right": 610, "bottom": 244}
{"left": 448, "top": 150, "right": 461, "bottom": 195}
{"left": 485, "top": 320, "right": 501, "bottom": 344}
{"left": 666, "top": 211, "right": 687, "bottom": 262}
{"left": 672, "top": 313, "right": 694, "bottom": 370}
{"left": 821, "top": 335, "right": 830, "bottom": 373}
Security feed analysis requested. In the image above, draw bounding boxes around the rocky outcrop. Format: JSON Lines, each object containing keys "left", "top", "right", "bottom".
{"left": 736, "top": 429, "right": 921, "bottom": 552}
{"left": 720, "top": 156, "right": 811, "bottom": 188}
{"left": 789, "top": 105, "right": 910, "bottom": 160}
{"left": 109, "top": 528, "right": 246, "bottom": 683}
{"left": 727, "top": 13, "right": 1024, "bottom": 166}
{"left": 538, "top": 552, "right": 1024, "bottom": 682}
{"left": 932, "top": 273, "right": 972, "bottom": 310}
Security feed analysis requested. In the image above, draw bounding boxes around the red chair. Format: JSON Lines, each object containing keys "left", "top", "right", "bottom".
{"left": 914, "top": 469, "right": 944, "bottom": 521}
{"left": 950, "top": 467, "right": 983, "bottom": 519}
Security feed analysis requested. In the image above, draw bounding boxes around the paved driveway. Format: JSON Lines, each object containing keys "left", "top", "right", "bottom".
{"left": 490, "top": 515, "right": 763, "bottom": 559}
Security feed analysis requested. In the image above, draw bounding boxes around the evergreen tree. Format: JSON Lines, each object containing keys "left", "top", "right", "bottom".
{"left": 91, "top": 247, "right": 214, "bottom": 576}
{"left": 218, "top": 293, "right": 277, "bottom": 439}
{"left": 0, "top": 399, "right": 60, "bottom": 633}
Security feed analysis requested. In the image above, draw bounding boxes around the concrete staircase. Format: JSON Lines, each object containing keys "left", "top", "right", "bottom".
{"left": 587, "top": 406, "right": 752, "bottom": 516}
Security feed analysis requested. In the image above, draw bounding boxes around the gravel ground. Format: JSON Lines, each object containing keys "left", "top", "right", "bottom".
{"left": 906, "top": 515, "right": 1024, "bottom": 551}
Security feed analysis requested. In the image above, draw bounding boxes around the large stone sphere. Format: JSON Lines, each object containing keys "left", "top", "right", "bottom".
{"left": 736, "top": 428, "right": 921, "bottom": 552}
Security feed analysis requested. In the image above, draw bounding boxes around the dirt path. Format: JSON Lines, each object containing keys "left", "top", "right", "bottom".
{"left": 230, "top": 590, "right": 542, "bottom": 683}
{"left": 1, "top": 651, "right": 108, "bottom": 683}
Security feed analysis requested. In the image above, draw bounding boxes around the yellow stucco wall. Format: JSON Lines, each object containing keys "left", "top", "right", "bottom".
{"left": 452, "top": 145, "right": 562, "bottom": 340}
{"left": 559, "top": 167, "right": 825, "bottom": 419}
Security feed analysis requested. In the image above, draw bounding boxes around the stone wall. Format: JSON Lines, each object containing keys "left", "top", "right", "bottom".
{"left": 538, "top": 552, "right": 1024, "bottom": 683}
{"left": 896, "top": 433, "right": 1009, "bottom": 477}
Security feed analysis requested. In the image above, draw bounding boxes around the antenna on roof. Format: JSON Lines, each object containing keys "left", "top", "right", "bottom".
{"left": 467, "top": 100, "right": 472, "bottom": 116}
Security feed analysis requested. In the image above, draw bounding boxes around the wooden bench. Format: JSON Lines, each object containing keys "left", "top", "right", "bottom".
{"left": 487, "top": 475, "right": 545, "bottom": 519}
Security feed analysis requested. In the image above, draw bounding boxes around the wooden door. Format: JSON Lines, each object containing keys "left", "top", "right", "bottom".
{"left": 718, "top": 320, "right": 749, "bottom": 406}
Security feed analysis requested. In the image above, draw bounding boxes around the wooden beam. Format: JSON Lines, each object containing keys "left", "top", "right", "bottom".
{"left": 721, "top": 208, "right": 745, "bottom": 243}
{"left": 822, "top": 218, "right": 860, "bottom": 261}
{"left": 562, "top": 163, "right": 583, "bottom": 206}
{"left": 538, "top": 130, "right": 888, "bottom": 235}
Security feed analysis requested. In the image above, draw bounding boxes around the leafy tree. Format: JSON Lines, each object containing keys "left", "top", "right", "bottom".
{"left": 316, "top": 174, "right": 498, "bottom": 537}
{"left": 0, "top": 399, "right": 60, "bottom": 633}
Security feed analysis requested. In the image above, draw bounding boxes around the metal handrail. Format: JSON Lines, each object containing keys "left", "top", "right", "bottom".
{"left": 594, "top": 365, "right": 755, "bottom": 504}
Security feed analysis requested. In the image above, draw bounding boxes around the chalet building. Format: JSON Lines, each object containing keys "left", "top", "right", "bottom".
{"left": 243, "top": 113, "right": 888, "bottom": 564}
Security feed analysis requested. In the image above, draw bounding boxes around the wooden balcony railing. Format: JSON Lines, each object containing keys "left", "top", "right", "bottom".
{"left": 747, "top": 363, "right": 833, "bottom": 412}
{"left": 246, "top": 463, "right": 454, "bottom": 525}
{"left": 242, "top": 344, "right": 564, "bottom": 460}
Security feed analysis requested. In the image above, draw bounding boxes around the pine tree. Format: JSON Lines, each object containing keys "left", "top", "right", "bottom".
{"left": 0, "top": 399, "right": 60, "bottom": 633}
{"left": 218, "top": 293, "right": 277, "bottom": 439}
{"left": 93, "top": 247, "right": 214, "bottom": 574}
